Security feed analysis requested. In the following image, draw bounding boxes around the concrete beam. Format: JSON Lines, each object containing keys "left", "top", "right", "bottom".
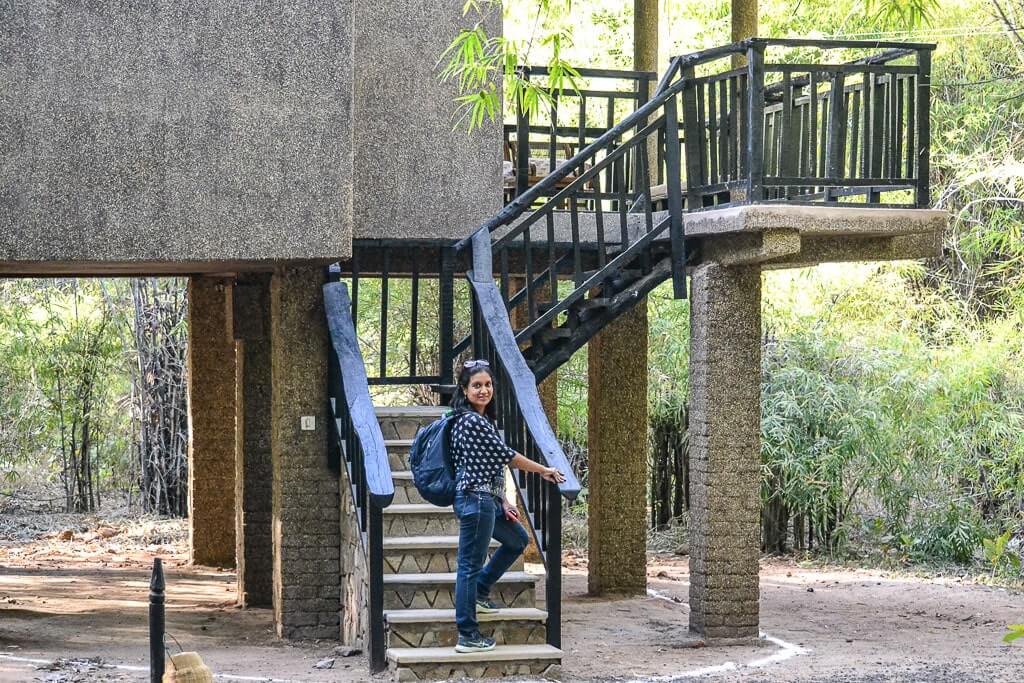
{"left": 684, "top": 204, "right": 948, "bottom": 239}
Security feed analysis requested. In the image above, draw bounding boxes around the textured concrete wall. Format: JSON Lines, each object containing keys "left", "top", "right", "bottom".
{"left": 352, "top": 1, "right": 503, "bottom": 240}
{"left": 587, "top": 302, "right": 649, "bottom": 595}
{"left": 270, "top": 266, "right": 341, "bottom": 640}
{"left": 687, "top": 263, "right": 761, "bottom": 641}
{"left": 234, "top": 275, "right": 274, "bottom": 608}
{"left": 0, "top": 1, "right": 353, "bottom": 268}
{"left": 188, "top": 277, "right": 237, "bottom": 568}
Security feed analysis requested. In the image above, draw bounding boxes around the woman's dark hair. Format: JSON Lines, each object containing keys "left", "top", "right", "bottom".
{"left": 450, "top": 361, "right": 497, "bottom": 421}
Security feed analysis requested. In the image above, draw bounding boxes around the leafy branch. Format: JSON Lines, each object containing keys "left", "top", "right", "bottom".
{"left": 439, "top": 0, "right": 581, "bottom": 131}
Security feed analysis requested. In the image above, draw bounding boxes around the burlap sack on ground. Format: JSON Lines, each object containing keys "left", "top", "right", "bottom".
{"left": 162, "top": 651, "right": 213, "bottom": 683}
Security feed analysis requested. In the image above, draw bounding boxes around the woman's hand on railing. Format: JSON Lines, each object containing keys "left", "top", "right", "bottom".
{"left": 510, "top": 453, "right": 565, "bottom": 483}
{"left": 541, "top": 467, "right": 566, "bottom": 484}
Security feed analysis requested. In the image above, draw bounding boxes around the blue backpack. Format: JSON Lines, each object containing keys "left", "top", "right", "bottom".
{"left": 408, "top": 411, "right": 463, "bottom": 507}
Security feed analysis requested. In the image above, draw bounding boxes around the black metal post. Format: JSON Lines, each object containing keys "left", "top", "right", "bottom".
{"left": 662, "top": 94, "right": 687, "bottom": 300}
{"left": 544, "top": 483, "right": 562, "bottom": 648}
{"left": 746, "top": 45, "right": 766, "bottom": 203}
{"left": 438, "top": 247, "right": 455, "bottom": 386}
{"left": 516, "top": 69, "right": 532, "bottom": 197}
{"left": 915, "top": 49, "right": 931, "bottom": 208}
{"left": 149, "top": 558, "right": 165, "bottom": 683}
{"left": 368, "top": 504, "right": 386, "bottom": 673}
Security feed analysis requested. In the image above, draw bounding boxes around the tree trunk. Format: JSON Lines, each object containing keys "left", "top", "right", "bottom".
{"left": 731, "top": 0, "right": 759, "bottom": 67}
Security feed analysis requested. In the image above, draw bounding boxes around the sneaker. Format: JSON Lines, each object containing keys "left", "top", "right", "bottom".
{"left": 475, "top": 597, "right": 500, "bottom": 614}
{"left": 455, "top": 633, "right": 496, "bottom": 653}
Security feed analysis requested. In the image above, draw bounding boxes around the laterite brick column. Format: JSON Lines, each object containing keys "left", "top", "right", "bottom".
{"left": 587, "top": 301, "right": 648, "bottom": 595}
{"left": 270, "top": 265, "right": 341, "bottom": 640}
{"left": 187, "top": 277, "right": 237, "bottom": 568}
{"left": 233, "top": 274, "right": 273, "bottom": 607}
{"left": 688, "top": 263, "right": 761, "bottom": 641}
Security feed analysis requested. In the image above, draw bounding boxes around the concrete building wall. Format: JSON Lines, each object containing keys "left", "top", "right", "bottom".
{"left": 0, "top": 1, "right": 353, "bottom": 272}
{"left": 352, "top": 1, "right": 503, "bottom": 241}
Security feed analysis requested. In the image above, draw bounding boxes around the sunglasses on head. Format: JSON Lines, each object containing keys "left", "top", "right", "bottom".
{"left": 463, "top": 359, "right": 490, "bottom": 369}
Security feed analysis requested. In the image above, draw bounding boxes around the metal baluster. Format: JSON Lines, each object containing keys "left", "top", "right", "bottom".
{"left": 916, "top": 49, "right": 931, "bottom": 207}
{"left": 410, "top": 261, "right": 419, "bottom": 377}
{"left": 379, "top": 252, "right": 389, "bottom": 378}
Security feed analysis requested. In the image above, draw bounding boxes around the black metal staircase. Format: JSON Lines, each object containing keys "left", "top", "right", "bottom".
{"left": 327, "top": 37, "right": 934, "bottom": 679}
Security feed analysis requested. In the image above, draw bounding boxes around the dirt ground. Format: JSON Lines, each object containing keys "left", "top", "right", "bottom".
{"left": 1, "top": 514, "right": 1022, "bottom": 682}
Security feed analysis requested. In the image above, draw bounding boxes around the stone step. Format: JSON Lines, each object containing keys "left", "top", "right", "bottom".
{"left": 385, "top": 608, "right": 548, "bottom": 648}
{"left": 382, "top": 536, "right": 523, "bottom": 574}
{"left": 390, "top": 471, "right": 425, "bottom": 505}
{"left": 376, "top": 406, "right": 446, "bottom": 441}
{"left": 387, "top": 644, "right": 561, "bottom": 682}
{"left": 382, "top": 571, "right": 538, "bottom": 611}
{"left": 383, "top": 504, "right": 458, "bottom": 537}
{"left": 384, "top": 439, "right": 414, "bottom": 470}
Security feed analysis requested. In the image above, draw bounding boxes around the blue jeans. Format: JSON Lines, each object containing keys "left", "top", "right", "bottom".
{"left": 453, "top": 489, "right": 530, "bottom": 638}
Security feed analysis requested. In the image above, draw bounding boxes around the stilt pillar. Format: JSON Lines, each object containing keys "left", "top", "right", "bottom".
{"left": 233, "top": 274, "right": 274, "bottom": 607}
{"left": 187, "top": 277, "right": 237, "bottom": 568}
{"left": 270, "top": 265, "right": 341, "bottom": 640}
{"left": 687, "top": 263, "right": 761, "bottom": 641}
{"left": 587, "top": 301, "right": 649, "bottom": 595}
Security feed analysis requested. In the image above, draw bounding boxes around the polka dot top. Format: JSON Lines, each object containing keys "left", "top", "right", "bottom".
{"left": 450, "top": 411, "right": 516, "bottom": 497}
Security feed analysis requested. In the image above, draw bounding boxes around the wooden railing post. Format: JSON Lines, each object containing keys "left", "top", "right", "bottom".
{"left": 746, "top": 43, "right": 766, "bottom": 203}
{"left": 438, "top": 247, "right": 455, "bottom": 386}
{"left": 663, "top": 93, "right": 687, "bottom": 299}
{"left": 680, "top": 65, "right": 703, "bottom": 210}
{"left": 516, "top": 68, "right": 532, "bottom": 198}
{"left": 915, "top": 48, "right": 931, "bottom": 208}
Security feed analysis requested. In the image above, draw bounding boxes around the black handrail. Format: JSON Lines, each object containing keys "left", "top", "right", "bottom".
{"left": 323, "top": 279, "right": 392, "bottom": 673}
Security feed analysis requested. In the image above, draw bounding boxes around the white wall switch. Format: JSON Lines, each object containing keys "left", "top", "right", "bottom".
{"left": 300, "top": 416, "right": 316, "bottom": 431}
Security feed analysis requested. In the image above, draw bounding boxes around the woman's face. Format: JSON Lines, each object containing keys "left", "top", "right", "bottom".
{"left": 464, "top": 370, "right": 493, "bottom": 414}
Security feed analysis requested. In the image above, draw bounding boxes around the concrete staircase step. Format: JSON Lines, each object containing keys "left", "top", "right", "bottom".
{"left": 384, "top": 607, "right": 547, "bottom": 624}
{"left": 375, "top": 406, "right": 448, "bottom": 418}
{"left": 383, "top": 536, "right": 497, "bottom": 550}
{"left": 376, "top": 407, "right": 446, "bottom": 441}
{"left": 383, "top": 505, "right": 458, "bottom": 537}
{"left": 382, "top": 572, "right": 538, "bottom": 611}
{"left": 387, "top": 644, "right": 562, "bottom": 681}
{"left": 390, "top": 471, "right": 425, "bottom": 505}
{"left": 385, "top": 608, "right": 548, "bottom": 648}
{"left": 382, "top": 536, "right": 522, "bottom": 574}
{"left": 384, "top": 440, "right": 415, "bottom": 469}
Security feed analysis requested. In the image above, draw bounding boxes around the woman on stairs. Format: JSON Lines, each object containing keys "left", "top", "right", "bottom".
{"left": 449, "top": 359, "right": 566, "bottom": 653}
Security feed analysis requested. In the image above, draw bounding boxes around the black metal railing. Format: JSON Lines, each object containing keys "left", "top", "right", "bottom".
{"left": 341, "top": 244, "right": 460, "bottom": 389}
{"left": 661, "top": 38, "right": 934, "bottom": 209}
{"left": 456, "top": 61, "right": 691, "bottom": 339}
{"left": 505, "top": 66, "right": 660, "bottom": 205}
{"left": 324, "top": 276, "right": 394, "bottom": 673}
{"left": 466, "top": 230, "right": 582, "bottom": 648}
